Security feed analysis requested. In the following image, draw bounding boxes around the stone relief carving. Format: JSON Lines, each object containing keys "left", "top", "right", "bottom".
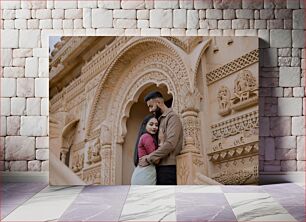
{"left": 71, "top": 152, "right": 84, "bottom": 173}
{"left": 217, "top": 86, "right": 231, "bottom": 116}
{"left": 208, "top": 141, "right": 258, "bottom": 163}
{"left": 86, "top": 38, "right": 190, "bottom": 138}
{"left": 206, "top": 49, "right": 259, "bottom": 85}
{"left": 231, "top": 70, "right": 258, "bottom": 111}
{"left": 86, "top": 139, "right": 102, "bottom": 165}
{"left": 212, "top": 169, "right": 254, "bottom": 185}
{"left": 83, "top": 164, "right": 101, "bottom": 184}
{"left": 211, "top": 110, "right": 259, "bottom": 142}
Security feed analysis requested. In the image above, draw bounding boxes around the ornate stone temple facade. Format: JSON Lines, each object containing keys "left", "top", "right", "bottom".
{"left": 49, "top": 36, "right": 259, "bottom": 185}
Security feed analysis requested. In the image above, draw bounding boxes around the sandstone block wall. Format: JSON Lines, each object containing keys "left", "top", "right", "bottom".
{"left": 0, "top": 0, "right": 305, "bottom": 173}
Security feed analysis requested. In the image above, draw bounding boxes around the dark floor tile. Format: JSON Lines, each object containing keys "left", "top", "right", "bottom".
{"left": 283, "top": 205, "right": 306, "bottom": 222}
{"left": 262, "top": 183, "right": 304, "bottom": 194}
{"left": 176, "top": 193, "right": 237, "bottom": 222}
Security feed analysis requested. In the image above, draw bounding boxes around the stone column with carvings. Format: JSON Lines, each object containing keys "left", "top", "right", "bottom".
{"left": 99, "top": 121, "right": 112, "bottom": 185}
{"left": 176, "top": 91, "right": 207, "bottom": 184}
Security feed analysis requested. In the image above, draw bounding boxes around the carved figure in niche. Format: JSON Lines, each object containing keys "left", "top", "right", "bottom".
{"left": 72, "top": 152, "right": 84, "bottom": 172}
{"left": 232, "top": 70, "right": 258, "bottom": 110}
{"left": 78, "top": 153, "right": 84, "bottom": 170}
{"left": 217, "top": 86, "right": 231, "bottom": 116}
{"left": 87, "top": 146, "right": 93, "bottom": 164}
{"left": 91, "top": 139, "right": 101, "bottom": 163}
{"left": 233, "top": 70, "right": 256, "bottom": 101}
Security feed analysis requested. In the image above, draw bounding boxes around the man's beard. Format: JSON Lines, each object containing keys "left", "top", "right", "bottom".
{"left": 153, "top": 106, "right": 162, "bottom": 119}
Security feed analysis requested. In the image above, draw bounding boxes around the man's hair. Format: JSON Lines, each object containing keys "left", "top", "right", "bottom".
{"left": 144, "top": 91, "right": 164, "bottom": 102}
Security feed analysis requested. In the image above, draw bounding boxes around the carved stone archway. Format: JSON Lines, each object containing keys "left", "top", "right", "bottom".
{"left": 86, "top": 38, "right": 207, "bottom": 184}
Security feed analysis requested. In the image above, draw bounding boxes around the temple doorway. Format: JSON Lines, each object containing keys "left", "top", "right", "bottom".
{"left": 121, "top": 84, "right": 173, "bottom": 185}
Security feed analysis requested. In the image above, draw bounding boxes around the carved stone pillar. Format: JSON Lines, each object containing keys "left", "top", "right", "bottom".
{"left": 100, "top": 121, "right": 112, "bottom": 185}
{"left": 177, "top": 91, "right": 206, "bottom": 184}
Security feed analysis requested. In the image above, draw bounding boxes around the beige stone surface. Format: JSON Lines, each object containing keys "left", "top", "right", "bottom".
{"left": 275, "top": 136, "right": 297, "bottom": 149}
{"left": 264, "top": 137, "right": 275, "bottom": 160}
{"left": 276, "top": 148, "right": 297, "bottom": 160}
{"left": 54, "top": 1, "right": 77, "bottom": 9}
{"left": 0, "top": 137, "right": 4, "bottom": 160}
{"left": 3, "top": 67, "right": 24, "bottom": 78}
{"left": 20, "top": 116, "right": 48, "bottom": 136}
{"left": 297, "top": 161, "right": 305, "bottom": 171}
{"left": 206, "top": 9, "right": 222, "bottom": 19}
{"left": 39, "top": 19, "right": 53, "bottom": 29}
{"left": 180, "top": 0, "right": 193, "bottom": 9}
{"left": 5, "top": 136, "right": 35, "bottom": 160}
{"left": 36, "top": 149, "right": 49, "bottom": 160}
{"left": 278, "top": 98, "right": 303, "bottom": 116}
{"left": 121, "top": 0, "right": 145, "bottom": 9}
{"left": 12, "top": 58, "right": 25, "bottom": 67}
{"left": 9, "top": 161, "right": 27, "bottom": 171}
{"left": 297, "top": 136, "right": 305, "bottom": 161}
{"left": 52, "top": 9, "right": 65, "bottom": 19}
{"left": 154, "top": 0, "right": 178, "bottom": 9}
{"left": 7, "top": 116, "right": 20, "bottom": 136}
{"left": 11, "top": 97, "right": 26, "bottom": 115}
{"left": 1, "top": 98, "right": 11, "bottom": 116}
{"left": 279, "top": 67, "right": 301, "bottom": 87}
{"left": 17, "top": 78, "right": 34, "bottom": 97}
{"left": 2, "top": 9, "right": 16, "bottom": 19}
{"left": 173, "top": 9, "right": 187, "bottom": 28}
{"left": 281, "top": 160, "right": 297, "bottom": 171}
{"left": 35, "top": 78, "right": 49, "bottom": 97}
{"left": 98, "top": 0, "right": 120, "bottom": 9}
{"left": 270, "top": 30, "right": 292, "bottom": 48}
{"left": 13, "top": 49, "right": 33, "bottom": 58}
{"left": 19, "top": 30, "right": 41, "bottom": 48}
{"left": 28, "top": 160, "right": 41, "bottom": 171}
{"left": 36, "top": 137, "right": 49, "bottom": 149}
{"left": 77, "top": 0, "right": 97, "bottom": 8}
{"left": 292, "top": 116, "right": 305, "bottom": 135}
{"left": 1, "top": 49, "right": 13, "bottom": 67}
{"left": 1, "top": 30, "right": 19, "bottom": 48}
{"left": 92, "top": 9, "right": 113, "bottom": 28}
{"left": 65, "top": 9, "right": 83, "bottom": 19}
{"left": 26, "top": 98, "right": 41, "bottom": 115}
{"left": 293, "top": 9, "right": 305, "bottom": 29}
{"left": 113, "top": 9, "right": 136, "bottom": 18}
{"left": 41, "top": 160, "right": 49, "bottom": 171}
{"left": 1, "top": 117, "right": 7, "bottom": 137}
{"left": 40, "top": 98, "right": 49, "bottom": 116}
{"left": 35, "top": 9, "right": 51, "bottom": 19}
{"left": 270, "top": 117, "right": 291, "bottom": 136}
{"left": 150, "top": 9, "right": 172, "bottom": 28}
{"left": 187, "top": 10, "right": 199, "bottom": 29}
{"left": 114, "top": 19, "right": 137, "bottom": 29}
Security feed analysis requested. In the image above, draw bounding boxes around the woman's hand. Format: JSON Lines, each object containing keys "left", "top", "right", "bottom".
{"left": 139, "top": 155, "right": 149, "bottom": 167}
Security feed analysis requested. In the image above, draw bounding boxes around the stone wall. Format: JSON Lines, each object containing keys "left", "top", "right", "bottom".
{"left": 0, "top": 0, "right": 305, "bottom": 173}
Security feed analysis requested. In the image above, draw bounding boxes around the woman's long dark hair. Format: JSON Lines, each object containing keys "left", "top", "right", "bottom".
{"left": 133, "top": 114, "right": 158, "bottom": 167}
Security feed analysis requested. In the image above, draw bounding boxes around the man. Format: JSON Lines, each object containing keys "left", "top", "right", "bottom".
{"left": 139, "top": 91, "right": 183, "bottom": 185}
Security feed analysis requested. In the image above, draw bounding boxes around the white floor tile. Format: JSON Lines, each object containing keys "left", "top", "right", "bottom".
{"left": 119, "top": 186, "right": 176, "bottom": 222}
{"left": 225, "top": 193, "right": 297, "bottom": 222}
{"left": 3, "top": 186, "right": 84, "bottom": 221}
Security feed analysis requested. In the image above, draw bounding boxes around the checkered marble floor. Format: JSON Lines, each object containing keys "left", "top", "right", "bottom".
{"left": 1, "top": 182, "right": 304, "bottom": 221}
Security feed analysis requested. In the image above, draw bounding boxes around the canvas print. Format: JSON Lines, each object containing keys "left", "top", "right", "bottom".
{"left": 49, "top": 36, "right": 259, "bottom": 185}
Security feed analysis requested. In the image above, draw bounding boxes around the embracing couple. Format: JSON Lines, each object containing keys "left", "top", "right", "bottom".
{"left": 131, "top": 91, "right": 183, "bottom": 185}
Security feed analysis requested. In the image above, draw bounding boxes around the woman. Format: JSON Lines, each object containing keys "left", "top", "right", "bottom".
{"left": 131, "top": 114, "right": 159, "bottom": 185}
